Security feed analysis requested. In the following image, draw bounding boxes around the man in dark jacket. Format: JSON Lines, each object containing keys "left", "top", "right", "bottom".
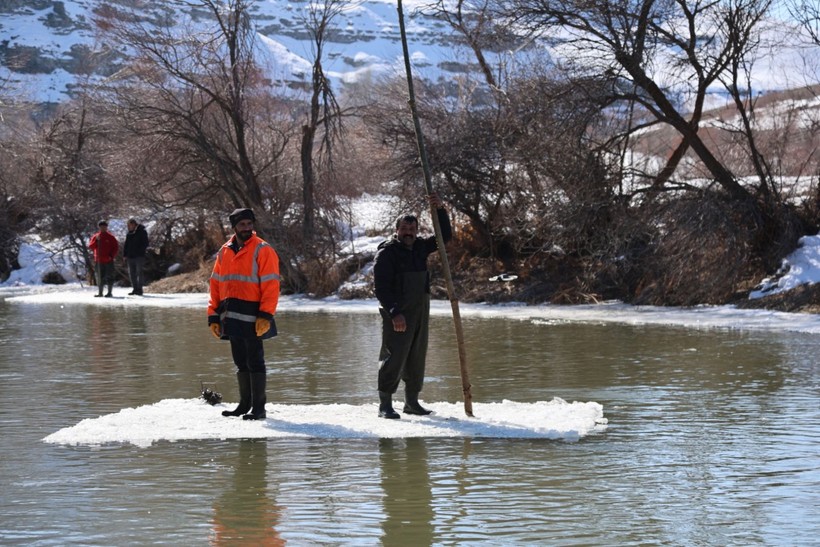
{"left": 373, "top": 192, "right": 452, "bottom": 419}
{"left": 123, "top": 218, "right": 149, "bottom": 295}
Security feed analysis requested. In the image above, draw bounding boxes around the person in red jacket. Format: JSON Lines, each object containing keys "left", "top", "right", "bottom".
{"left": 208, "top": 208, "right": 280, "bottom": 421}
{"left": 88, "top": 220, "right": 119, "bottom": 298}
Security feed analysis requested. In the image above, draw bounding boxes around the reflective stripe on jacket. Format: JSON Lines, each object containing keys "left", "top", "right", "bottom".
{"left": 207, "top": 233, "right": 280, "bottom": 339}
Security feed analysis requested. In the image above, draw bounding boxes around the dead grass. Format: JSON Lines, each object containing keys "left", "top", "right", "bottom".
{"left": 146, "top": 262, "right": 211, "bottom": 294}
{"left": 734, "top": 283, "right": 820, "bottom": 313}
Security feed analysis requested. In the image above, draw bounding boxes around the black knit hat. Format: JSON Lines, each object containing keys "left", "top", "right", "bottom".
{"left": 229, "top": 208, "right": 255, "bottom": 227}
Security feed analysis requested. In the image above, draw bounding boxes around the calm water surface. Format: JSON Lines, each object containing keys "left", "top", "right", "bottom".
{"left": 0, "top": 298, "right": 818, "bottom": 545}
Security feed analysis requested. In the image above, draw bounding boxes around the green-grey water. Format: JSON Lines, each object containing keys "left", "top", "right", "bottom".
{"left": 0, "top": 298, "right": 818, "bottom": 545}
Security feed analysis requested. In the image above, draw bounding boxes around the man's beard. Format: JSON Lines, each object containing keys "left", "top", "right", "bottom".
{"left": 400, "top": 234, "right": 415, "bottom": 246}
{"left": 237, "top": 230, "right": 253, "bottom": 242}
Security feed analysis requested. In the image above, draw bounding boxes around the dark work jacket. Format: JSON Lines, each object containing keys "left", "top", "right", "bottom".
{"left": 373, "top": 208, "right": 451, "bottom": 318}
{"left": 123, "top": 224, "right": 149, "bottom": 259}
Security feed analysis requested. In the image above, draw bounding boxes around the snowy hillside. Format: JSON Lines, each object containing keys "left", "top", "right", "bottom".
{"left": 0, "top": 0, "right": 469, "bottom": 103}
{"left": 2, "top": 0, "right": 817, "bottom": 104}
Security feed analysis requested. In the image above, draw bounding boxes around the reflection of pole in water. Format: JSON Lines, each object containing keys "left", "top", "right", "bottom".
{"left": 210, "top": 439, "right": 284, "bottom": 545}
{"left": 379, "top": 438, "right": 434, "bottom": 546}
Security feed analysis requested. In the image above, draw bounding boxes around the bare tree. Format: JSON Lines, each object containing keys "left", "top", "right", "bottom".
{"left": 94, "top": 0, "right": 307, "bottom": 290}
{"left": 789, "top": 0, "right": 820, "bottom": 44}
{"left": 298, "top": 0, "right": 346, "bottom": 246}
{"left": 28, "top": 96, "right": 122, "bottom": 283}
{"left": 428, "top": 0, "right": 507, "bottom": 90}
{"left": 0, "top": 99, "right": 38, "bottom": 280}
{"left": 97, "top": 0, "right": 266, "bottom": 206}
{"left": 495, "top": 0, "right": 777, "bottom": 200}
{"left": 363, "top": 59, "right": 615, "bottom": 264}
{"left": 365, "top": 0, "right": 622, "bottom": 263}
{"left": 717, "top": 0, "right": 779, "bottom": 197}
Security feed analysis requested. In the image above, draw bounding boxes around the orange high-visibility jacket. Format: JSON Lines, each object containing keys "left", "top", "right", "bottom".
{"left": 208, "top": 233, "right": 280, "bottom": 339}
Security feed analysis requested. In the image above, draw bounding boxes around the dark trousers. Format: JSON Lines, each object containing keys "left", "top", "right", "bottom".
{"left": 127, "top": 257, "right": 145, "bottom": 293}
{"left": 229, "top": 336, "right": 266, "bottom": 373}
{"left": 95, "top": 262, "right": 115, "bottom": 295}
{"left": 378, "top": 296, "right": 430, "bottom": 395}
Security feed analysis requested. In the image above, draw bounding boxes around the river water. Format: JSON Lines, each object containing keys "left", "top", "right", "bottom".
{"left": 0, "top": 296, "right": 818, "bottom": 545}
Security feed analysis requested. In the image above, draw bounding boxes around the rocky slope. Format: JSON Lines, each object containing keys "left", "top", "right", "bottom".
{"left": 1, "top": 0, "right": 467, "bottom": 103}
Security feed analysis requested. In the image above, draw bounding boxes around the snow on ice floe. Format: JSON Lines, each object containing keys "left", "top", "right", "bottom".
{"left": 42, "top": 398, "right": 607, "bottom": 447}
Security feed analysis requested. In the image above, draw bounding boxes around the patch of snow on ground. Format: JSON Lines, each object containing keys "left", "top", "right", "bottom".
{"left": 750, "top": 235, "right": 820, "bottom": 298}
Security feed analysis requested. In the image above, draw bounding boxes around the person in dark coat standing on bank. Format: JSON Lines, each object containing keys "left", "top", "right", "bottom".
{"left": 89, "top": 220, "right": 119, "bottom": 298}
{"left": 123, "top": 218, "right": 149, "bottom": 296}
{"left": 373, "top": 192, "right": 452, "bottom": 419}
{"left": 208, "top": 208, "right": 281, "bottom": 421}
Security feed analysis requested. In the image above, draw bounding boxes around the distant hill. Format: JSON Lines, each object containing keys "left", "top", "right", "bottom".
{"left": 0, "top": 0, "right": 470, "bottom": 103}
{"left": 627, "top": 85, "right": 820, "bottom": 182}
{"left": 4, "top": 0, "right": 813, "bottom": 104}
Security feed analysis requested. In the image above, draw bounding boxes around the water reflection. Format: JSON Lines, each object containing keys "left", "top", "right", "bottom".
{"left": 379, "top": 438, "right": 434, "bottom": 546}
{"left": 210, "top": 440, "right": 283, "bottom": 545}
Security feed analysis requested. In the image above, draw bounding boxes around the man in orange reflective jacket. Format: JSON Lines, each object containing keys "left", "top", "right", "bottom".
{"left": 208, "top": 208, "right": 280, "bottom": 421}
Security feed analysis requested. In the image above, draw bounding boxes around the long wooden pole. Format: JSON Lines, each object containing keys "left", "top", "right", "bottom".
{"left": 396, "top": 0, "right": 474, "bottom": 417}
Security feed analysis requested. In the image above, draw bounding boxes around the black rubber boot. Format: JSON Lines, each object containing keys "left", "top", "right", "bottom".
{"left": 378, "top": 391, "right": 400, "bottom": 419}
{"left": 403, "top": 392, "right": 432, "bottom": 415}
{"left": 243, "top": 372, "right": 267, "bottom": 420}
{"left": 222, "top": 371, "right": 252, "bottom": 417}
